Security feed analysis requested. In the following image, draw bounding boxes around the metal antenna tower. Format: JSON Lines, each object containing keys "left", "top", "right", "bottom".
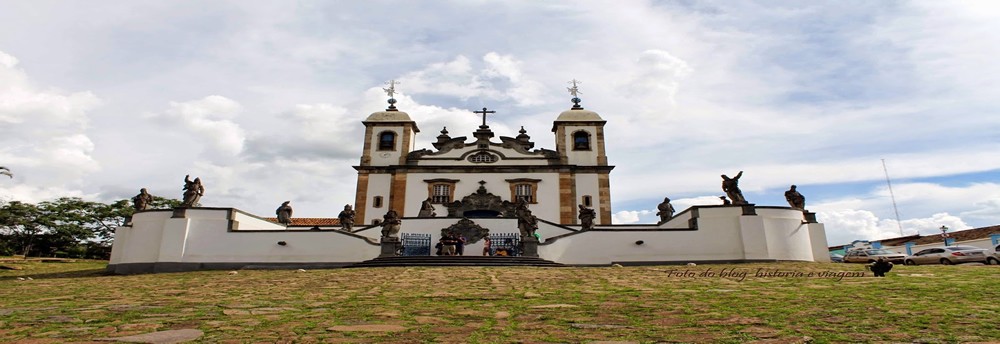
{"left": 882, "top": 159, "right": 905, "bottom": 236}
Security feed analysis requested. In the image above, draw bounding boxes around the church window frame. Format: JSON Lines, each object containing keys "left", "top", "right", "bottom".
{"left": 373, "top": 196, "right": 384, "bottom": 208}
{"left": 572, "top": 130, "right": 591, "bottom": 151}
{"left": 506, "top": 178, "right": 541, "bottom": 204}
{"left": 424, "top": 179, "right": 459, "bottom": 204}
{"left": 468, "top": 151, "right": 498, "bottom": 164}
{"left": 582, "top": 195, "right": 593, "bottom": 207}
{"left": 377, "top": 131, "right": 397, "bottom": 151}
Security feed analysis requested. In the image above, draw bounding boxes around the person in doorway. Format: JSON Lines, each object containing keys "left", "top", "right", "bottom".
{"left": 482, "top": 237, "right": 492, "bottom": 256}
{"left": 456, "top": 235, "right": 467, "bottom": 256}
{"left": 440, "top": 234, "right": 457, "bottom": 256}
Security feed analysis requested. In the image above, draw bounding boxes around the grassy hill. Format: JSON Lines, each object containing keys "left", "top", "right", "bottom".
{"left": 1, "top": 259, "right": 998, "bottom": 343}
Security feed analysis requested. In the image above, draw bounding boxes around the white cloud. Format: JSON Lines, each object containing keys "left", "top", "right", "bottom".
{"left": 0, "top": 49, "right": 101, "bottom": 202}
{"left": 819, "top": 210, "right": 969, "bottom": 246}
{"left": 398, "top": 53, "right": 546, "bottom": 107}
{"left": 612, "top": 210, "right": 654, "bottom": 224}
{"left": 619, "top": 49, "right": 693, "bottom": 107}
{"left": 151, "top": 95, "right": 246, "bottom": 157}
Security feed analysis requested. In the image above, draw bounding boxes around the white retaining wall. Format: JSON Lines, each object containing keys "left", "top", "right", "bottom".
{"left": 109, "top": 205, "right": 829, "bottom": 273}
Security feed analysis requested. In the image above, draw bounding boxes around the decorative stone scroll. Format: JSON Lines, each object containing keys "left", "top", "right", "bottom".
{"left": 440, "top": 218, "right": 490, "bottom": 244}
{"left": 445, "top": 181, "right": 516, "bottom": 218}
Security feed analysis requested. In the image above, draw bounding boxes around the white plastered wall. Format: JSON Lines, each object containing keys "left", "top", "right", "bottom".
{"left": 112, "top": 209, "right": 379, "bottom": 266}
{"left": 363, "top": 173, "right": 393, "bottom": 224}
{"left": 574, "top": 173, "right": 601, "bottom": 223}
{"left": 539, "top": 207, "right": 827, "bottom": 264}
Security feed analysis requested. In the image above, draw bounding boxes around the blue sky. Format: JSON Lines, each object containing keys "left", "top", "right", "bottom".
{"left": 1, "top": 1, "right": 998, "bottom": 246}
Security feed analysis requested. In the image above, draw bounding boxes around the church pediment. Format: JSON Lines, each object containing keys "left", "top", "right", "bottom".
{"left": 406, "top": 140, "right": 557, "bottom": 165}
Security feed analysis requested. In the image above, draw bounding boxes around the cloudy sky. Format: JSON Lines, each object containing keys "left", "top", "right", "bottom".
{"left": 1, "top": 1, "right": 998, "bottom": 245}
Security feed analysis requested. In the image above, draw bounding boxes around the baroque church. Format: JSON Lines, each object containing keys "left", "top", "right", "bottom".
{"left": 353, "top": 81, "right": 611, "bottom": 226}
{"left": 107, "top": 81, "right": 831, "bottom": 274}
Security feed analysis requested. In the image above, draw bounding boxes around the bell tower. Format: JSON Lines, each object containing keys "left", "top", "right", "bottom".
{"left": 354, "top": 80, "right": 419, "bottom": 224}
{"left": 551, "top": 80, "right": 613, "bottom": 225}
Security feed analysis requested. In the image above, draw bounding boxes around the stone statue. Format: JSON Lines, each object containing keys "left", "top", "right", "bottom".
{"left": 656, "top": 197, "right": 675, "bottom": 223}
{"left": 418, "top": 198, "right": 437, "bottom": 217}
{"left": 275, "top": 201, "right": 293, "bottom": 225}
{"left": 719, "top": 196, "right": 731, "bottom": 205}
{"left": 721, "top": 171, "right": 747, "bottom": 205}
{"left": 380, "top": 209, "right": 402, "bottom": 239}
{"left": 132, "top": 188, "right": 154, "bottom": 211}
{"left": 337, "top": 204, "right": 356, "bottom": 231}
{"left": 515, "top": 201, "right": 538, "bottom": 238}
{"left": 578, "top": 204, "right": 596, "bottom": 230}
{"left": 784, "top": 185, "right": 805, "bottom": 210}
{"left": 181, "top": 175, "right": 204, "bottom": 207}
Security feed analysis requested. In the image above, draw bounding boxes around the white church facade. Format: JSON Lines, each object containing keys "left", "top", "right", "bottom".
{"left": 353, "top": 101, "right": 611, "bottom": 226}
{"left": 108, "top": 85, "right": 830, "bottom": 274}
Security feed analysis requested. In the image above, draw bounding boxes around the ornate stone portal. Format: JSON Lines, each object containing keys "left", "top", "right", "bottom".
{"left": 445, "top": 181, "right": 516, "bottom": 218}
{"left": 439, "top": 218, "right": 490, "bottom": 244}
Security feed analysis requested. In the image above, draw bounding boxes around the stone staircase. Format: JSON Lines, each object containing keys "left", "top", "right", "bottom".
{"left": 346, "top": 255, "right": 564, "bottom": 268}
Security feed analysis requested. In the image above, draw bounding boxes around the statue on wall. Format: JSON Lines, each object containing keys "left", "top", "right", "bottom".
{"left": 132, "top": 188, "right": 154, "bottom": 211}
{"left": 515, "top": 201, "right": 538, "bottom": 238}
{"left": 578, "top": 204, "right": 596, "bottom": 230}
{"left": 784, "top": 185, "right": 805, "bottom": 210}
{"left": 656, "top": 197, "right": 675, "bottom": 223}
{"left": 721, "top": 171, "right": 747, "bottom": 205}
{"left": 338, "top": 204, "right": 356, "bottom": 231}
{"left": 181, "top": 175, "right": 204, "bottom": 207}
{"left": 275, "top": 201, "right": 293, "bottom": 225}
{"left": 380, "top": 209, "right": 402, "bottom": 238}
{"left": 719, "top": 196, "right": 731, "bottom": 205}
{"left": 418, "top": 198, "right": 437, "bottom": 217}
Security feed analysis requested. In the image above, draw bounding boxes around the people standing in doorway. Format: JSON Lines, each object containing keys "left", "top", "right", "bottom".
{"left": 440, "top": 234, "right": 457, "bottom": 256}
{"left": 482, "top": 237, "right": 492, "bottom": 256}
{"left": 456, "top": 235, "right": 467, "bottom": 256}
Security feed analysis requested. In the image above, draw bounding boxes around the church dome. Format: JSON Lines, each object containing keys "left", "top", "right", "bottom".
{"left": 364, "top": 110, "right": 414, "bottom": 122}
{"left": 554, "top": 108, "right": 604, "bottom": 122}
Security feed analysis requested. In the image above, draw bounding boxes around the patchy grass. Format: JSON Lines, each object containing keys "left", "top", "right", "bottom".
{"left": 1, "top": 260, "right": 998, "bottom": 343}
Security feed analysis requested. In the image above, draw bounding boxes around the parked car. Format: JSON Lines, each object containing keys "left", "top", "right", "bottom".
{"left": 843, "top": 249, "right": 905, "bottom": 264}
{"left": 903, "top": 246, "right": 990, "bottom": 265}
{"left": 988, "top": 244, "right": 1000, "bottom": 265}
{"left": 829, "top": 252, "right": 844, "bottom": 263}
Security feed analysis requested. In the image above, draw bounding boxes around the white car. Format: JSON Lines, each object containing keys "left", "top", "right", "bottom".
{"left": 843, "top": 249, "right": 906, "bottom": 264}
{"left": 988, "top": 244, "right": 1000, "bottom": 265}
{"left": 903, "top": 246, "right": 990, "bottom": 265}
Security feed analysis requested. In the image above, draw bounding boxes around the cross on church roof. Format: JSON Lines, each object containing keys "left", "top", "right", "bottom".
{"left": 473, "top": 107, "right": 496, "bottom": 127}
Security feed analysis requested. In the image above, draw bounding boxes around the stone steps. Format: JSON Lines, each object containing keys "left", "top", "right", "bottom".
{"left": 347, "top": 255, "right": 564, "bottom": 268}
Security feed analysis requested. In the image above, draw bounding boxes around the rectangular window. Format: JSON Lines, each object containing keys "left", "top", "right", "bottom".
{"left": 515, "top": 184, "right": 533, "bottom": 203}
{"left": 373, "top": 196, "right": 383, "bottom": 208}
{"left": 432, "top": 184, "right": 451, "bottom": 203}
{"left": 582, "top": 195, "right": 592, "bottom": 207}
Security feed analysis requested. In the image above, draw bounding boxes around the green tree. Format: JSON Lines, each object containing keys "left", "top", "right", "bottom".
{"left": 0, "top": 196, "right": 183, "bottom": 258}
{"left": 0, "top": 201, "right": 43, "bottom": 257}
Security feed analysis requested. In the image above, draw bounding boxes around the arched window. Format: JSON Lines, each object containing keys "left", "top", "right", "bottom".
{"left": 573, "top": 131, "right": 591, "bottom": 150}
{"left": 582, "top": 195, "right": 593, "bottom": 207}
{"left": 378, "top": 131, "right": 396, "bottom": 151}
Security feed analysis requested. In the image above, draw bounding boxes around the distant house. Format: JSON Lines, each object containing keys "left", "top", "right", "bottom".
{"left": 830, "top": 225, "right": 1000, "bottom": 255}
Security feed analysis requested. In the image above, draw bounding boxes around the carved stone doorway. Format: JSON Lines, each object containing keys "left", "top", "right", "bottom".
{"left": 445, "top": 181, "right": 515, "bottom": 218}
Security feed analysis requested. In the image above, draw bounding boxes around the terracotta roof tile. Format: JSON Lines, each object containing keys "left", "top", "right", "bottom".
{"left": 831, "top": 225, "right": 1000, "bottom": 249}
{"left": 264, "top": 217, "right": 340, "bottom": 226}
